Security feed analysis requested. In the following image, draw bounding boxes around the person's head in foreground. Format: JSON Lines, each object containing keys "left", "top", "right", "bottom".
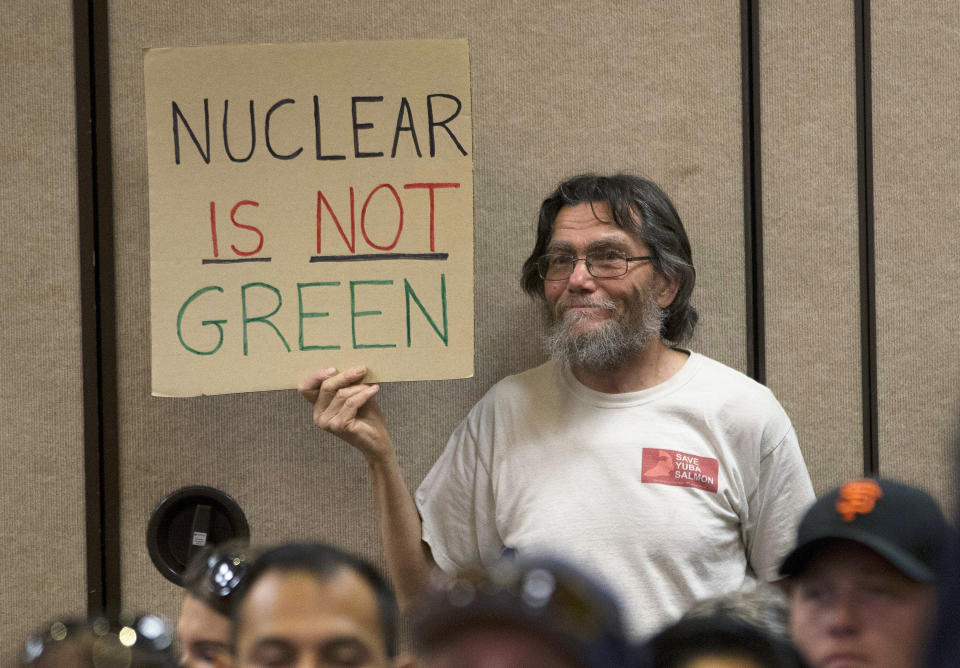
{"left": 520, "top": 173, "right": 697, "bottom": 372}
{"left": 779, "top": 477, "right": 949, "bottom": 668}
{"left": 412, "top": 555, "right": 630, "bottom": 668}
{"left": 640, "top": 584, "right": 805, "bottom": 667}
{"left": 643, "top": 613, "right": 807, "bottom": 668}
{"left": 230, "top": 542, "right": 415, "bottom": 668}
{"left": 20, "top": 614, "right": 176, "bottom": 667}
{"left": 178, "top": 541, "right": 257, "bottom": 668}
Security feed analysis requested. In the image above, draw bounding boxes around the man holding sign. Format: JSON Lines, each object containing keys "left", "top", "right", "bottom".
{"left": 300, "top": 173, "right": 814, "bottom": 638}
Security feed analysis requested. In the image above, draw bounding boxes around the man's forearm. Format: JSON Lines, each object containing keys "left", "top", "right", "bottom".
{"left": 367, "top": 453, "right": 435, "bottom": 611}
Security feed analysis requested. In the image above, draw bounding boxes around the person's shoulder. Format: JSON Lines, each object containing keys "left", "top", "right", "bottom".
{"left": 686, "top": 352, "right": 795, "bottom": 451}
{"left": 687, "top": 351, "right": 784, "bottom": 410}
{"left": 488, "top": 359, "right": 557, "bottom": 394}
{"left": 464, "top": 359, "right": 557, "bottom": 414}
{"left": 691, "top": 352, "right": 772, "bottom": 391}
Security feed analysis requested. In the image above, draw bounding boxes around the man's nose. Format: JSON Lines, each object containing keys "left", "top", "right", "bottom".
{"left": 825, "top": 595, "right": 860, "bottom": 635}
{"left": 566, "top": 258, "right": 596, "bottom": 289}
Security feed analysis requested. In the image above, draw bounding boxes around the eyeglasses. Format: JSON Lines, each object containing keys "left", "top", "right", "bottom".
{"left": 181, "top": 544, "right": 256, "bottom": 617}
{"left": 21, "top": 614, "right": 175, "bottom": 665}
{"left": 203, "top": 552, "right": 250, "bottom": 599}
{"left": 536, "top": 250, "right": 653, "bottom": 280}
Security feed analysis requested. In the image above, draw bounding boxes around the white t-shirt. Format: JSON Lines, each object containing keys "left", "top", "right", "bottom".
{"left": 415, "top": 352, "right": 814, "bottom": 638}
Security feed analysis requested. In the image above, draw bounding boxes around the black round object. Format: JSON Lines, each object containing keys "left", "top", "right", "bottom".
{"left": 146, "top": 485, "right": 250, "bottom": 586}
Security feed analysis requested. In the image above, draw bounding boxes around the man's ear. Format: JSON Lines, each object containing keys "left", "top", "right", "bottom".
{"left": 655, "top": 274, "right": 680, "bottom": 308}
{"left": 391, "top": 654, "right": 420, "bottom": 668}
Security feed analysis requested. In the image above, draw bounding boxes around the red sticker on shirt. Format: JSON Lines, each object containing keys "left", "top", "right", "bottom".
{"left": 641, "top": 448, "right": 719, "bottom": 493}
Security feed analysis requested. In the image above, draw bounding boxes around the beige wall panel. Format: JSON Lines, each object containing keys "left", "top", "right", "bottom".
{"left": 0, "top": 1, "right": 88, "bottom": 662}
{"left": 107, "top": 0, "right": 747, "bottom": 620}
{"left": 873, "top": 3, "right": 960, "bottom": 507}
{"left": 760, "top": 3, "right": 862, "bottom": 493}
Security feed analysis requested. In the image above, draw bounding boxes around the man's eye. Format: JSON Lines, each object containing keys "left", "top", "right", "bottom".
{"left": 862, "top": 581, "right": 899, "bottom": 599}
{"left": 250, "top": 644, "right": 296, "bottom": 667}
{"left": 550, "top": 255, "right": 575, "bottom": 266}
{"left": 324, "top": 641, "right": 371, "bottom": 666}
{"left": 590, "top": 250, "right": 623, "bottom": 262}
{"left": 798, "top": 584, "right": 830, "bottom": 603}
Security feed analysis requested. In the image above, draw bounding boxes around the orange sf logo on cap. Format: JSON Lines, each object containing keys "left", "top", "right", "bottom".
{"left": 835, "top": 478, "right": 883, "bottom": 522}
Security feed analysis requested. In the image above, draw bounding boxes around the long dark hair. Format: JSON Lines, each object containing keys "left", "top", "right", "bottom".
{"left": 521, "top": 173, "right": 697, "bottom": 345}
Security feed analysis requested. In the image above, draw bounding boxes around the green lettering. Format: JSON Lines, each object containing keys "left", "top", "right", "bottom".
{"left": 350, "top": 280, "right": 396, "bottom": 349}
{"left": 298, "top": 281, "right": 341, "bottom": 351}
{"left": 404, "top": 274, "right": 448, "bottom": 346}
{"left": 241, "top": 282, "right": 291, "bottom": 355}
{"left": 177, "top": 286, "right": 226, "bottom": 355}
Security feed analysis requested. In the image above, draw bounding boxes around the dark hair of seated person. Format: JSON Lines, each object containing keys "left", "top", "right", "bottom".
{"left": 642, "top": 613, "right": 809, "bottom": 668}
{"left": 230, "top": 541, "right": 400, "bottom": 658}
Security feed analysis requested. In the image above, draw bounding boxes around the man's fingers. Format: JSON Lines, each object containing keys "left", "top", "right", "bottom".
{"left": 315, "top": 382, "right": 380, "bottom": 430}
{"left": 320, "top": 382, "right": 375, "bottom": 418}
{"left": 298, "top": 367, "right": 337, "bottom": 403}
{"left": 314, "top": 365, "right": 368, "bottom": 407}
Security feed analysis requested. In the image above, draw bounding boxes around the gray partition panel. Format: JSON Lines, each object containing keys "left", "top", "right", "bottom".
{"left": 106, "top": 0, "right": 746, "bottom": 621}
{"left": 760, "top": 3, "right": 863, "bottom": 493}
{"left": 873, "top": 3, "right": 960, "bottom": 507}
{"left": 0, "top": 2, "right": 87, "bottom": 662}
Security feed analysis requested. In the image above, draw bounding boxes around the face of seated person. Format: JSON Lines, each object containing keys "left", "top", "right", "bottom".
{"left": 177, "top": 594, "right": 232, "bottom": 668}
{"left": 233, "top": 569, "right": 405, "bottom": 668}
{"left": 788, "top": 540, "right": 936, "bottom": 668}
{"left": 421, "top": 624, "right": 583, "bottom": 668}
{"left": 681, "top": 655, "right": 766, "bottom": 668}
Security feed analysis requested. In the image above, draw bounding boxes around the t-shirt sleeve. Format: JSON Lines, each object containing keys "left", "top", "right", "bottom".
{"left": 744, "top": 423, "right": 815, "bottom": 581}
{"left": 414, "top": 408, "right": 503, "bottom": 574}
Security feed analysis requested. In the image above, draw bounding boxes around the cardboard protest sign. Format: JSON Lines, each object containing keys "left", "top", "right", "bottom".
{"left": 144, "top": 39, "right": 473, "bottom": 396}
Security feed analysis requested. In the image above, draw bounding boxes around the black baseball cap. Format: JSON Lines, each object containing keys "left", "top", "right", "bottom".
{"left": 779, "top": 477, "right": 949, "bottom": 583}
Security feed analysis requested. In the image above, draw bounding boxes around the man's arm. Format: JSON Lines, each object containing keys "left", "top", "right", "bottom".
{"left": 299, "top": 366, "right": 435, "bottom": 609}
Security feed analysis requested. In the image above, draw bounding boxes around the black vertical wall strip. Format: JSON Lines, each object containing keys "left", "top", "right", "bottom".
{"left": 740, "top": 0, "right": 765, "bottom": 384}
{"left": 73, "top": 0, "right": 121, "bottom": 619}
{"left": 855, "top": 0, "right": 880, "bottom": 475}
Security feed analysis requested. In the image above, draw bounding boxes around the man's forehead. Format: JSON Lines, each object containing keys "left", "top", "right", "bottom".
{"left": 554, "top": 201, "right": 616, "bottom": 226}
{"left": 239, "top": 568, "right": 383, "bottom": 639}
{"left": 797, "top": 540, "right": 913, "bottom": 581}
{"left": 179, "top": 593, "right": 228, "bottom": 633}
{"left": 549, "top": 202, "right": 644, "bottom": 247}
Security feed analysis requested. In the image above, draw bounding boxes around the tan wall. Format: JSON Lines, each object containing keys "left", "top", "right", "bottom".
{"left": 873, "top": 2, "right": 960, "bottom": 504}
{"left": 760, "top": 2, "right": 863, "bottom": 493}
{"left": 0, "top": 1, "right": 88, "bottom": 662}
{"left": 3, "top": 0, "right": 960, "bottom": 657}
{"left": 107, "top": 0, "right": 747, "bottom": 624}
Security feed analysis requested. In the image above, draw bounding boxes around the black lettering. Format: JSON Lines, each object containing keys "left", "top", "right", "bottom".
{"left": 223, "top": 100, "right": 256, "bottom": 162}
{"left": 391, "top": 97, "right": 422, "bottom": 158}
{"left": 313, "top": 95, "right": 346, "bottom": 160}
{"left": 427, "top": 93, "right": 467, "bottom": 157}
{"left": 264, "top": 99, "right": 303, "bottom": 160}
{"left": 352, "top": 96, "right": 385, "bottom": 158}
{"left": 172, "top": 99, "right": 211, "bottom": 165}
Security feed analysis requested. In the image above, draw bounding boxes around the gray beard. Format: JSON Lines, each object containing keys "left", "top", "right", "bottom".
{"left": 543, "top": 285, "right": 665, "bottom": 373}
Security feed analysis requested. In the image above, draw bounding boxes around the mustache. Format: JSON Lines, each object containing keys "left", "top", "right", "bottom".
{"left": 554, "top": 296, "right": 618, "bottom": 319}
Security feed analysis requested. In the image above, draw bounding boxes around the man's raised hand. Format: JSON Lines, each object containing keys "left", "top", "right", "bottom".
{"left": 298, "top": 366, "right": 394, "bottom": 461}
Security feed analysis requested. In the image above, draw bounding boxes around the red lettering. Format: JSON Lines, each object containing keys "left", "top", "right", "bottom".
{"left": 209, "top": 201, "right": 219, "bottom": 257}
{"left": 361, "top": 184, "right": 404, "bottom": 251}
{"left": 404, "top": 182, "right": 459, "bottom": 252}
{"left": 316, "top": 188, "right": 356, "bottom": 254}
{"left": 229, "top": 200, "right": 264, "bottom": 256}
